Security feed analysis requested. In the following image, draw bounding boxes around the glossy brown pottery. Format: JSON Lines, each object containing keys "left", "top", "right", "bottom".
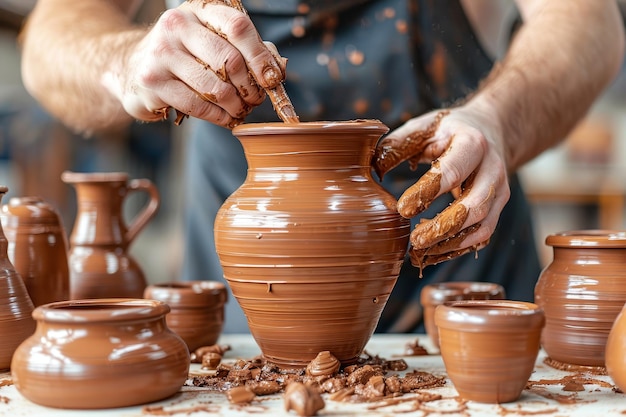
{"left": 1, "top": 196, "right": 70, "bottom": 306}
{"left": 214, "top": 121, "right": 411, "bottom": 367}
{"left": 11, "top": 298, "right": 189, "bottom": 409}
{"left": 420, "top": 281, "right": 505, "bottom": 349}
{"left": 144, "top": 281, "right": 227, "bottom": 352}
{"left": 61, "top": 171, "right": 160, "bottom": 299}
{"left": 0, "top": 187, "right": 36, "bottom": 370}
{"left": 606, "top": 302, "right": 626, "bottom": 392}
{"left": 435, "top": 300, "right": 544, "bottom": 403}
{"left": 535, "top": 230, "right": 626, "bottom": 367}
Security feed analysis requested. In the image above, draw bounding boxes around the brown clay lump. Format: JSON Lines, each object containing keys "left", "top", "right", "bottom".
{"left": 305, "top": 351, "right": 341, "bottom": 378}
{"left": 227, "top": 386, "right": 256, "bottom": 404}
{"left": 284, "top": 382, "right": 325, "bottom": 417}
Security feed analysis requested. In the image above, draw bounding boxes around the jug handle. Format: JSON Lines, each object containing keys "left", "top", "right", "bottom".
{"left": 125, "top": 179, "right": 160, "bottom": 243}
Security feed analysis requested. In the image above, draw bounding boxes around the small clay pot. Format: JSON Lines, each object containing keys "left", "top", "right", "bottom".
{"left": 435, "top": 300, "right": 544, "bottom": 403}
{"left": 144, "top": 281, "right": 227, "bottom": 352}
{"left": 11, "top": 298, "right": 189, "bottom": 409}
{"left": 420, "top": 282, "right": 505, "bottom": 349}
{"left": 605, "top": 302, "right": 626, "bottom": 392}
{"left": 535, "top": 230, "right": 626, "bottom": 367}
{"left": 1, "top": 196, "right": 70, "bottom": 306}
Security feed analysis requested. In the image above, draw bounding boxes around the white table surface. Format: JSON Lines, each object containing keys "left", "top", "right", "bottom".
{"left": 1, "top": 333, "right": 625, "bottom": 416}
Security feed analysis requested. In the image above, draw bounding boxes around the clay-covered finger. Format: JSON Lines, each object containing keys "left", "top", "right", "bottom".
{"left": 409, "top": 236, "right": 490, "bottom": 270}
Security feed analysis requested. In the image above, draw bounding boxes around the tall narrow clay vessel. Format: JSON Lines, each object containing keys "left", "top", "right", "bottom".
{"left": 214, "top": 120, "right": 411, "bottom": 367}
{"left": 0, "top": 187, "right": 36, "bottom": 370}
{"left": 535, "top": 230, "right": 626, "bottom": 367}
{"left": 61, "top": 172, "right": 160, "bottom": 299}
{"left": 1, "top": 196, "right": 70, "bottom": 306}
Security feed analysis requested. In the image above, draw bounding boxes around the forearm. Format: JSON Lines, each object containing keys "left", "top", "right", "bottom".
{"left": 468, "top": 0, "right": 625, "bottom": 171}
{"left": 19, "top": 0, "right": 145, "bottom": 135}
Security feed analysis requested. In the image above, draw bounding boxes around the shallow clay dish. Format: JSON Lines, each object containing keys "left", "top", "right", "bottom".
{"left": 11, "top": 298, "right": 189, "bottom": 409}
{"left": 435, "top": 300, "right": 544, "bottom": 403}
{"left": 420, "top": 281, "right": 505, "bottom": 349}
{"left": 144, "top": 281, "right": 227, "bottom": 352}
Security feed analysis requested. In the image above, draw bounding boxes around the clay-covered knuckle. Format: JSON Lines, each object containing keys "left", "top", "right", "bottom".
{"left": 397, "top": 171, "right": 442, "bottom": 218}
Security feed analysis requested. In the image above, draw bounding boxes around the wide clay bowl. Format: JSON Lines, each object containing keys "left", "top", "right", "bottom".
{"left": 144, "top": 280, "right": 227, "bottom": 352}
{"left": 435, "top": 300, "right": 544, "bottom": 403}
{"left": 420, "top": 281, "right": 505, "bottom": 349}
{"left": 535, "top": 230, "right": 626, "bottom": 367}
{"left": 11, "top": 298, "right": 189, "bottom": 409}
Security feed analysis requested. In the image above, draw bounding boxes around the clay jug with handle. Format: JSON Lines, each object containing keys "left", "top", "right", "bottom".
{"left": 61, "top": 171, "right": 160, "bottom": 299}
{"left": 0, "top": 186, "right": 35, "bottom": 370}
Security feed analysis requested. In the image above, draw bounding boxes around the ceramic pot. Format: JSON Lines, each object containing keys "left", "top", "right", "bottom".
{"left": 435, "top": 300, "right": 544, "bottom": 403}
{"left": 1, "top": 196, "right": 70, "bottom": 306}
{"left": 420, "top": 281, "right": 505, "bottom": 349}
{"left": 214, "top": 120, "right": 410, "bottom": 367}
{"left": 606, "top": 302, "right": 626, "bottom": 392}
{"left": 144, "top": 281, "right": 227, "bottom": 352}
{"left": 535, "top": 230, "right": 626, "bottom": 367}
{"left": 0, "top": 187, "right": 36, "bottom": 371}
{"left": 11, "top": 298, "right": 189, "bottom": 409}
{"left": 61, "top": 171, "right": 160, "bottom": 299}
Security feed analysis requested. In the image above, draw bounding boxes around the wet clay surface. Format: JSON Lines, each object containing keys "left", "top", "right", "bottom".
{"left": 1, "top": 334, "right": 624, "bottom": 416}
{"left": 1, "top": 197, "right": 70, "bottom": 306}
{"left": 535, "top": 230, "right": 626, "bottom": 367}
{"left": 0, "top": 187, "right": 35, "bottom": 371}
{"left": 215, "top": 121, "right": 410, "bottom": 367}
{"left": 435, "top": 300, "right": 545, "bottom": 404}
{"left": 10, "top": 299, "right": 189, "bottom": 409}
{"left": 62, "top": 171, "right": 160, "bottom": 299}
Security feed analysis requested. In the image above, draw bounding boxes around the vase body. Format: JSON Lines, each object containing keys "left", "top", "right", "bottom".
{"left": 420, "top": 281, "right": 505, "bottom": 349}
{"left": 0, "top": 187, "right": 36, "bottom": 370}
{"left": 11, "top": 298, "right": 189, "bottom": 409}
{"left": 1, "top": 196, "right": 70, "bottom": 306}
{"left": 435, "top": 300, "right": 544, "bottom": 403}
{"left": 61, "top": 171, "right": 160, "bottom": 299}
{"left": 215, "top": 120, "right": 410, "bottom": 367}
{"left": 144, "top": 281, "right": 228, "bottom": 352}
{"left": 535, "top": 230, "right": 626, "bottom": 367}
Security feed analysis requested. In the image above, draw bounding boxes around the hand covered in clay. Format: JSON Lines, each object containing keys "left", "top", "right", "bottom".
{"left": 373, "top": 107, "right": 510, "bottom": 269}
{"left": 102, "top": 0, "right": 286, "bottom": 128}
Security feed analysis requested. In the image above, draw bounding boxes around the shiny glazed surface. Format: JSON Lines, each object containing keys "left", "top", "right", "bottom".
{"left": 435, "top": 300, "right": 544, "bottom": 403}
{"left": 1, "top": 196, "right": 70, "bottom": 306}
{"left": 215, "top": 121, "right": 410, "bottom": 367}
{"left": 606, "top": 303, "right": 626, "bottom": 392}
{"left": 10, "top": 298, "right": 190, "bottom": 409}
{"left": 420, "top": 281, "right": 505, "bottom": 349}
{"left": 535, "top": 230, "right": 626, "bottom": 367}
{"left": 144, "top": 281, "right": 227, "bottom": 351}
{"left": 61, "top": 171, "right": 160, "bottom": 299}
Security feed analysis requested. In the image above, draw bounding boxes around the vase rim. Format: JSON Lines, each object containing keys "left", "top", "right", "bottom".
{"left": 232, "top": 119, "right": 389, "bottom": 136}
{"left": 61, "top": 171, "right": 129, "bottom": 183}
{"left": 144, "top": 281, "right": 228, "bottom": 307}
{"left": 33, "top": 298, "right": 169, "bottom": 323}
{"left": 434, "top": 300, "right": 544, "bottom": 332}
{"left": 546, "top": 229, "right": 626, "bottom": 247}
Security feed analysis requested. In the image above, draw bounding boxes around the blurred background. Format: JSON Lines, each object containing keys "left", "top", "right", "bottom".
{"left": 1, "top": 0, "right": 625, "bottom": 283}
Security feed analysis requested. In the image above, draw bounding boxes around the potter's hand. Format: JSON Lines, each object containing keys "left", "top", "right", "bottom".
{"left": 373, "top": 107, "right": 510, "bottom": 269}
{"left": 102, "top": 0, "right": 286, "bottom": 128}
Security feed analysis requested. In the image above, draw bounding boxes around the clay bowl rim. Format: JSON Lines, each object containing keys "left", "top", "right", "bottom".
{"left": 546, "top": 229, "right": 626, "bottom": 248}
{"left": 144, "top": 281, "right": 228, "bottom": 307}
{"left": 60, "top": 171, "right": 129, "bottom": 184}
{"left": 33, "top": 298, "right": 170, "bottom": 323}
{"left": 232, "top": 119, "right": 389, "bottom": 136}
{"left": 420, "top": 281, "right": 505, "bottom": 306}
{"left": 434, "top": 300, "right": 544, "bottom": 333}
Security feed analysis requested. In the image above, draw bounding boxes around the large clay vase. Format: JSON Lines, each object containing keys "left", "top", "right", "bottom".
{"left": 1, "top": 196, "right": 70, "bottom": 306}
{"left": 435, "top": 300, "right": 544, "bottom": 403}
{"left": 214, "top": 120, "right": 411, "bottom": 367}
{"left": 535, "top": 230, "right": 626, "bottom": 367}
{"left": 61, "top": 171, "right": 160, "bottom": 299}
{"left": 0, "top": 187, "right": 36, "bottom": 370}
{"left": 11, "top": 298, "right": 189, "bottom": 409}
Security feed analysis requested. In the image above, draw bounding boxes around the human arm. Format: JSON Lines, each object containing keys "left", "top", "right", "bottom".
{"left": 374, "top": 0, "right": 625, "bottom": 267}
{"left": 19, "top": 0, "right": 285, "bottom": 135}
